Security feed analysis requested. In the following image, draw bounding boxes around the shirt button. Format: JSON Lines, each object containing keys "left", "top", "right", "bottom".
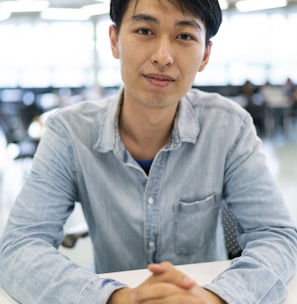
{"left": 148, "top": 197, "right": 154, "bottom": 205}
{"left": 149, "top": 241, "right": 155, "bottom": 248}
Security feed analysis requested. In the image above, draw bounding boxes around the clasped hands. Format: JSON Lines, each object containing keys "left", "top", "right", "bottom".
{"left": 109, "top": 261, "right": 226, "bottom": 304}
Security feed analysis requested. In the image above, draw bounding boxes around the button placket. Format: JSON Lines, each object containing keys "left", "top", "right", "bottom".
{"left": 144, "top": 151, "right": 167, "bottom": 264}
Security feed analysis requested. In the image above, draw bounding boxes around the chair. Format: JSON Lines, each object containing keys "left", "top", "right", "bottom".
{"left": 221, "top": 204, "right": 242, "bottom": 259}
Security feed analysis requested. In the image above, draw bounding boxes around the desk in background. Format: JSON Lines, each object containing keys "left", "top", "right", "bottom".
{"left": 1, "top": 260, "right": 296, "bottom": 303}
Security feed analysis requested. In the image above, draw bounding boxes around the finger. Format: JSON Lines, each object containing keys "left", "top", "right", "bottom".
{"left": 133, "top": 295, "right": 203, "bottom": 304}
{"left": 132, "top": 282, "right": 185, "bottom": 302}
{"left": 147, "top": 263, "right": 171, "bottom": 274}
{"left": 147, "top": 264, "right": 196, "bottom": 289}
{"left": 147, "top": 261, "right": 175, "bottom": 274}
{"left": 132, "top": 284, "right": 207, "bottom": 304}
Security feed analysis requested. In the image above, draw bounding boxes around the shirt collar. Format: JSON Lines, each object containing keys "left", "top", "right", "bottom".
{"left": 170, "top": 93, "right": 200, "bottom": 147}
{"left": 93, "top": 87, "right": 123, "bottom": 154}
{"left": 93, "top": 88, "right": 200, "bottom": 154}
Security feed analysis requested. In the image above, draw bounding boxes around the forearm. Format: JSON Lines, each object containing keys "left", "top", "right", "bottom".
{"left": 0, "top": 218, "right": 127, "bottom": 304}
{"left": 204, "top": 238, "right": 297, "bottom": 304}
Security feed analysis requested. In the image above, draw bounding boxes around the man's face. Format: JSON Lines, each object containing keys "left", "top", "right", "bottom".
{"left": 110, "top": 0, "right": 212, "bottom": 109}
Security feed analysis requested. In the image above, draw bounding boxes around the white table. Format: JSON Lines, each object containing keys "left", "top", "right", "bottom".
{"left": 0, "top": 287, "right": 17, "bottom": 304}
{"left": 1, "top": 260, "right": 296, "bottom": 303}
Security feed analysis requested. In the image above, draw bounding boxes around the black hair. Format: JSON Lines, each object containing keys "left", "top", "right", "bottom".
{"left": 109, "top": 0, "right": 222, "bottom": 43}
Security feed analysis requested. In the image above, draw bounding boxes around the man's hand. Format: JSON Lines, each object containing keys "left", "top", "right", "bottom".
{"left": 108, "top": 261, "right": 226, "bottom": 304}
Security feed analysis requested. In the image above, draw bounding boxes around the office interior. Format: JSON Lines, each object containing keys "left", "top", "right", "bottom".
{"left": 0, "top": 0, "right": 297, "bottom": 266}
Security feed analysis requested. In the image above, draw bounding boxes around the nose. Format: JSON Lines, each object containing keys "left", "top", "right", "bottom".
{"left": 151, "top": 37, "right": 174, "bottom": 67}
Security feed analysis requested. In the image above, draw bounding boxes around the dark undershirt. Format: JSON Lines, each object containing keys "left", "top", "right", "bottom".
{"left": 134, "top": 158, "right": 154, "bottom": 175}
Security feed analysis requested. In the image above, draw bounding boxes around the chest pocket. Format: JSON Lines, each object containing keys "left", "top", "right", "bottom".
{"left": 173, "top": 194, "right": 219, "bottom": 255}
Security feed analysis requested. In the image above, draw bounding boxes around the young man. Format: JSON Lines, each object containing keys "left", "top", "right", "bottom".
{"left": 0, "top": 0, "right": 296, "bottom": 303}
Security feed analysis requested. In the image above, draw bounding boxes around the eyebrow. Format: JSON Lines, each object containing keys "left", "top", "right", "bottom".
{"left": 131, "top": 13, "right": 202, "bottom": 31}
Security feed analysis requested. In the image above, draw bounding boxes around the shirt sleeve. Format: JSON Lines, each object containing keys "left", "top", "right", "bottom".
{"left": 204, "top": 115, "right": 297, "bottom": 304}
{"left": 0, "top": 114, "right": 127, "bottom": 303}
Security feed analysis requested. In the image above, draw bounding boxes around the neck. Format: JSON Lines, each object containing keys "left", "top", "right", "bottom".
{"left": 119, "top": 101, "right": 177, "bottom": 160}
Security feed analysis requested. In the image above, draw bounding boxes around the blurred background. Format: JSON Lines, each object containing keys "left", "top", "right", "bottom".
{"left": 0, "top": 0, "right": 297, "bottom": 266}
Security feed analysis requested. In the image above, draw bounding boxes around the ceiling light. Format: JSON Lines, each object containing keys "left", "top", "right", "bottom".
{"left": 41, "top": 8, "right": 90, "bottom": 21}
{"left": 0, "top": 0, "right": 49, "bottom": 13}
{"left": 219, "top": 0, "right": 229, "bottom": 10}
{"left": 82, "top": 3, "right": 110, "bottom": 16}
{"left": 236, "top": 0, "right": 288, "bottom": 12}
{"left": 0, "top": 11, "right": 11, "bottom": 21}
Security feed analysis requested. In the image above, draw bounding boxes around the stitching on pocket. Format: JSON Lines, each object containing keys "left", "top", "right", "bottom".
{"left": 174, "top": 194, "right": 219, "bottom": 255}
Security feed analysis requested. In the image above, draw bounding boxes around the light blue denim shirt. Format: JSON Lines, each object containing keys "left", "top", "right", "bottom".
{"left": 0, "top": 88, "right": 296, "bottom": 304}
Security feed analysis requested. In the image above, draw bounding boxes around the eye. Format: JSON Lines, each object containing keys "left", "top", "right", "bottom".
{"left": 177, "top": 33, "right": 194, "bottom": 41}
{"left": 137, "top": 28, "right": 153, "bottom": 35}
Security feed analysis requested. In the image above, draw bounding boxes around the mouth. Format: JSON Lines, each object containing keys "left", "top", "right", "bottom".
{"left": 144, "top": 73, "right": 175, "bottom": 87}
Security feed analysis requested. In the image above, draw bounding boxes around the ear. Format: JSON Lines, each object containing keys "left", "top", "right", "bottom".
{"left": 198, "top": 41, "right": 212, "bottom": 72}
{"left": 109, "top": 25, "right": 120, "bottom": 59}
